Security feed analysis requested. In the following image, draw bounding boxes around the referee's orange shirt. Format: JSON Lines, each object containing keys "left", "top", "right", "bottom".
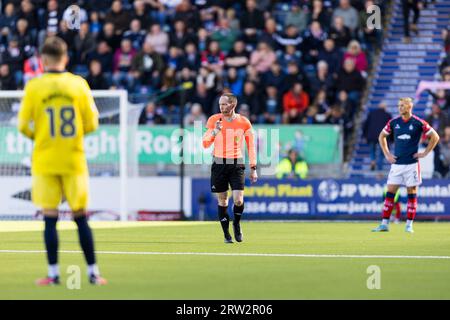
{"left": 202, "top": 113, "right": 257, "bottom": 167}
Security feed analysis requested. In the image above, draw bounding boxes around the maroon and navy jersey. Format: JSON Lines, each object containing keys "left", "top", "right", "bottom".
{"left": 382, "top": 115, "right": 434, "bottom": 165}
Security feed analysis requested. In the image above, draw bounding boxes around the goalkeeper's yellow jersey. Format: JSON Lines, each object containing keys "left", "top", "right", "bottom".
{"left": 17, "top": 71, "right": 99, "bottom": 175}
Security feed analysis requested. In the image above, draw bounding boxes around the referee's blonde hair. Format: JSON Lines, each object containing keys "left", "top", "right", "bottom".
{"left": 221, "top": 93, "right": 238, "bottom": 106}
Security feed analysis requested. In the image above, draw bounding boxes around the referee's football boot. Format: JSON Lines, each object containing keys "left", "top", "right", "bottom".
{"left": 233, "top": 222, "right": 243, "bottom": 242}
{"left": 224, "top": 230, "right": 233, "bottom": 243}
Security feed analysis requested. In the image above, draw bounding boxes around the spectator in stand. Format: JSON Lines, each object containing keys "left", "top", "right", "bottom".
{"left": 283, "top": 82, "right": 310, "bottom": 124}
{"left": 169, "top": 20, "right": 195, "bottom": 50}
{"left": 274, "top": 24, "right": 303, "bottom": 52}
{"left": 331, "top": 0, "right": 360, "bottom": 33}
{"left": 329, "top": 15, "right": 353, "bottom": 49}
{"left": 319, "top": 38, "right": 343, "bottom": 76}
{"left": 196, "top": 66, "right": 217, "bottom": 97}
{"left": 0, "top": 3, "right": 17, "bottom": 42}
{"left": 442, "top": 28, "right": 450, "bottom": 54}
{"left": 196, "top": 27, "right": 209, "bottom": 52}
{"left": 260, "top": 85, "right": 282, "bottom": 124}
{"left": 285, "top": 0, "right": 308, "bottom": 34}
{"left": 278, "top": 45, "right": 303, "bottom": 72}
{"left": 225, "top": 40, "right": 249, "bottom": 75}
{"left": 87, "top": 40, "right": 114, "bottom": 74}
{"left": 401, "top": 0, "right": 423, "bottom": 43}
{"left": 285, "top": 61, "right": 311, "bottom": 94}
{"left": 343, "top": 40, "right": 368, "bottom": 73}
{"left": 98, "top": 22, "right": 121, "bottom": 52}
{"left": 184, "top": 103, "right": 207, "bottom": 126}
{"left": 241, "top": 81, "right": 262, "bottom": 123}
{"left": 363, "top": 101, "right": 392, "bottom": 171}
{"left": 167, "top": 46, "right": 183, "bottom": 71}
{"left": 309, "top": 60, "right": 335, "bottom": 101}
{"left": 145, "top": 23, "right": 170, "bottom": 56}
{"left": 336, "top": 90, "right": 357, "bottom": 120}
{"left": 104, "top": 0, "right": 132, "bottom": 36}
{"left": 13, "top": 18, "right": 36, "bottom": 59}
{"left": 123, "top": 19, "right": 146, "bottom": 51}
{"left": 326, "top": 105, "right": 351, "bottom": 139}
{"left": 181, "top": 42, "right": 201, "bottom": 71}
{"left": 139, "top": 101, "right": 166, "bottom": 125}
{"left": 113, "top": 38, "right": 137, "bottom": 89}
{"left": 359, "top": 0, "right": 381, "bottom": 50}
{"left": 86, "top": 60, "right": 110, "bottom": 90}
{"left": 301, "top": 21, "right": 328, "bottom": 65}
{"left": 427, "top": 88, "right": 450, "bottom": 112}
{"left": 131, "top": 41, "right": 165, "bottom": 88}
{"left": 225, "top": 8, "right": 240, "bottom": 34}
{"left": 223, "top": 67, "right": 244, "bottom": 97}
{"left": 258, "top": 18, "right": 279, "bottom": 51}
{"left": 17, "top": 0, "right": 38, "bottom": 32}
{"left": 210, "top": 18, "right": 239, "bottom": 54}
{"left": 275, "top": 149, "right": 309, "bottom": 179}
{"left": 201, "top": 40, "right": 225, "bottom": 75}
{"left": 240, "top": 0, "right": 265, "bottom": 48}
{"left": 312, "top": 89, "right": 331, "bottom": 121}
{"left": 62, "top": 3, "right": 88, "bottom": 28}
{"left": 193, "top": 82, "right": 213, "bottom": 116}
{"left": 23, "top": 54, "right": 43, "bottom": 84}
{"left": 309, "top": 0, "right": 331, "bottom": 31}
{"left": 73, "top": 22, "right": 97, "bottom": 66}
{"left": 426, "top": 103, "right": 449, "bottom": 177}
{"left": 244, "top": 65, "right": 262, "bottom": 87}
{"left": 174, "top": 0, "right": 202, "bottom": 33}
{"left": 250, "top": 41, "right": 277, "bottom": 74}
{"left": 37, "top": 0, "right": 61, "bottom": 46}
{"left": 132, "top": 0, "right": 152, "bottom": 31}
{"left": 336, "top": 58, "right": 365, "bottom": 103}
{"left": 263, "top": 63, "right": 287, "bottom": 93}
{"left": 0, "top": 64, "right": 17, "bottom": 90}
{"left": 330, "top": 16, "right": 352, "bottom": 50}
{"left": 438, "top": 126, "right": 450, "bottom": 178}
{"left": 1, "top": 38, "right": 24, "bottom": 87}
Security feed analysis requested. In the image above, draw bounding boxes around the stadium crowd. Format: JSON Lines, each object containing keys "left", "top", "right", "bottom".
{"left": 0, "top": 0, "right": 385, "bottom": 130}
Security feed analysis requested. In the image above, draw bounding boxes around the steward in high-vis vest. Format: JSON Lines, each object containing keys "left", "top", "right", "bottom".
{"left": 275, "top": 149, "right": 308, "bottom": 179}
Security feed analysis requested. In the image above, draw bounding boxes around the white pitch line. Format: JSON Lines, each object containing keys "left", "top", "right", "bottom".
{"left": 1, "top": 250, "right": 450, "bottom": 260}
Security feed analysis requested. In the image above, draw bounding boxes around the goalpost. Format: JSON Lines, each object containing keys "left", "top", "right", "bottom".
{"left": 0, "top": 90, "right": 138, "bottom": 221}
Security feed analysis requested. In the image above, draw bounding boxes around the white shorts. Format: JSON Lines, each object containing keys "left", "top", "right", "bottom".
{"left": 387, "top": 163, "right": 422, "bottom": 187}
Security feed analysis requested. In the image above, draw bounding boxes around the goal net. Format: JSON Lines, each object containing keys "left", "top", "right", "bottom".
{"left": 0, "top": 90, "right": 140, "bottom": 221}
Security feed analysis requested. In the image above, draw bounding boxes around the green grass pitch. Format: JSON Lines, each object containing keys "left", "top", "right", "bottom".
{"left": 0, "top": 221, "right": 449, "bottom": 300}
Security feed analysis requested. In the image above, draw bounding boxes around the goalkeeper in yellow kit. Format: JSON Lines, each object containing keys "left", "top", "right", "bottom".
{"left": 17, "top": 37, "right": 107, "bottom": 286}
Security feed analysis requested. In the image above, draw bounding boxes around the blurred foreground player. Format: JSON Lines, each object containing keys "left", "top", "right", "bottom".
{"left": 372, "top": 98, "right": 439, "bottom": 233}
{"left": 17, "top": 37, "right": 107, "bottom": 285}
{"left": 202, "top": 93, "right": 258, "bottom": 243}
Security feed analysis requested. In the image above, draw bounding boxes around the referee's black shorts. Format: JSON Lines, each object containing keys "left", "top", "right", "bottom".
{"left": 210, "top": 157, "right": 245, "bottom": 193}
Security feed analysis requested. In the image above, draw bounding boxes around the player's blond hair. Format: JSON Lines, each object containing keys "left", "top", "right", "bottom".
{"left": 221, "top": 93, "right": 238, "bottom": 106}
{"left": 399, "top": 97, "right": 413, "bottom": 105}
{"left": 40, "top": 36, "right": 68, "bottom": 61}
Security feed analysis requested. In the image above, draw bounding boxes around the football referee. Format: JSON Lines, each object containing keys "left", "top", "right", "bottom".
{"left": 202, "top": 93, "right": 258, "bottom": 243}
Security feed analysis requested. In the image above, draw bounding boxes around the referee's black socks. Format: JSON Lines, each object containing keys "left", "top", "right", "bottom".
{"left": 218, "top": 205, "right": 231, "bottom": 236}
{"left": 233, "top": 203, "right": 244, "bottom": 225}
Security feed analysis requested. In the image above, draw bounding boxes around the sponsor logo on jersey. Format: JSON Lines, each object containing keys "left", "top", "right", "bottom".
{"left": 397, "top": 134, "right": 411, "bottom": 140}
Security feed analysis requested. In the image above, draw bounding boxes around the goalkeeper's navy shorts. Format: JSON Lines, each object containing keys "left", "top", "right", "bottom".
{"left": 210, "top": 157, "right": 245, "bottom": 193}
